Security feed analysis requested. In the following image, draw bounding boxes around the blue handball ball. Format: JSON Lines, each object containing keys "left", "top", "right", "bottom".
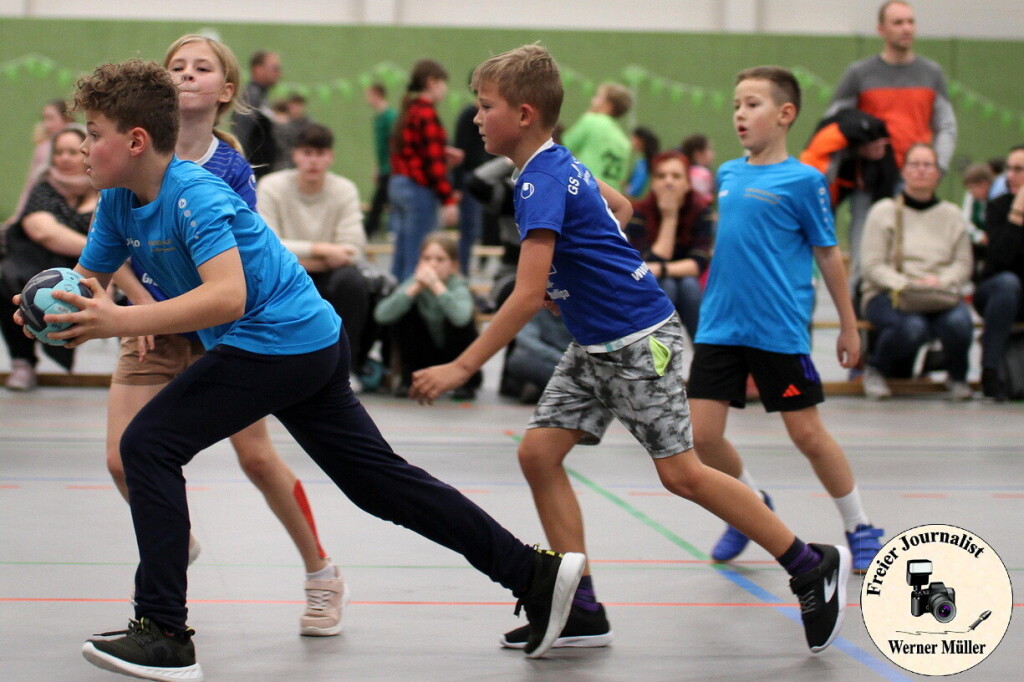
{"left": 18, "top": 267, "right": 93, "bottom": 346}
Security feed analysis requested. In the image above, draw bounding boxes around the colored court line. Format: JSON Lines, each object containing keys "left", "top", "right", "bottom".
{"left": 0, "top": 596, "right": 849, "bottom": 607}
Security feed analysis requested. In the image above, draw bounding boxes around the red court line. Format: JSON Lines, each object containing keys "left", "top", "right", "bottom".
{"left": 0, "top": 597, "right": 860, "bottom": 608}
{"left": 6, "top": 597, "right": 1022, "bottom": 608}
{"left": 993, "top": 493, "right": 1024, "bottom": 499}
{"left": 0, "top": 485, "right": 20, "bottom": 489}
{"left": 901, "top": 493, "right": 948, "bottom": 498}
{"left": 66, "top": 485, "right": 114, "bottom": 490}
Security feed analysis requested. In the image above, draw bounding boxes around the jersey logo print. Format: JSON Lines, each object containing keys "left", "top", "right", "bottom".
{"left": 521, "top": 182, "right": 535, "bottom": 199}
{"left": 782, "top": 384, "right": 802, "bottom": 398}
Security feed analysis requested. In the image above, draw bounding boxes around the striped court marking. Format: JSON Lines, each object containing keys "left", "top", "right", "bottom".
{"left": 500, "top": 429, "right": 908, "bottom": 680}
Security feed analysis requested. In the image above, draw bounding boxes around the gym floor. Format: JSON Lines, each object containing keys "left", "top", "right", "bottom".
{"left": 2, "top": 334, "right": 1021, "bottom": 682}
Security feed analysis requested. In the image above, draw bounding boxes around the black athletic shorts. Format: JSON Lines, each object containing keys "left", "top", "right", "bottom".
{"left": 687, "top": 343, "right": 824, "bottom": 412}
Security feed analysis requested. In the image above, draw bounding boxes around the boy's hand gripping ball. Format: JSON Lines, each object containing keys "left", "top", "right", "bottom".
{"left": 18, "top": 267, "right": 93, "bottom": 346}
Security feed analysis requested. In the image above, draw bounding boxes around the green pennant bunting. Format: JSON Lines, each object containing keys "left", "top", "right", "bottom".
{"left": 622, "top": 66, "right": 645, "bottom": 87}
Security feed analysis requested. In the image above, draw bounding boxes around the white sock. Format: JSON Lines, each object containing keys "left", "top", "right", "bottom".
{"left": 307, "top": 562, "right": 336, "bottom": 581}
{"left": 737, "top": 467, "right": 759, "bottom": 491}
{"left": 833, "top": 487, "right": 871, "bottom": 533}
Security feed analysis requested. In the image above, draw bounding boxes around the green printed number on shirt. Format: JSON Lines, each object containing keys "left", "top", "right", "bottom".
{"left": 649, "top": 336, "right": 671, "bottom": 377}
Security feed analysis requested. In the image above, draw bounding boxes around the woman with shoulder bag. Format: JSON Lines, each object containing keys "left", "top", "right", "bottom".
{"left": 858, "top": 143, "right": 974, "bottom": 400}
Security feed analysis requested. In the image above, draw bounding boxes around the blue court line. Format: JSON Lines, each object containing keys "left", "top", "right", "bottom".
{"left": 564, "top": 464, "right": 912, "bottom": 681}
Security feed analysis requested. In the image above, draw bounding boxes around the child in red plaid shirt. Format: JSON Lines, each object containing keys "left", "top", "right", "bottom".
{"left": 388, "top": 58, "right": 462, "bottom": 280}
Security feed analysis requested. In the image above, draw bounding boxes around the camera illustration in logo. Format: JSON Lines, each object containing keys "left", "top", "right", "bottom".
{"left": 907, "top": 559, "right": 956, "bottom": 623}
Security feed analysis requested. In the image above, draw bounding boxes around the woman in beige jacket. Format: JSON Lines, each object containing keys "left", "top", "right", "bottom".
{"left": 859, "top": 143, "right": 974, "bottom": 400}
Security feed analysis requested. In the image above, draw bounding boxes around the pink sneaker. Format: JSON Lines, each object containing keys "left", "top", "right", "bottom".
{"left": 300, "top": 566, "right": 349, "bottom": 636}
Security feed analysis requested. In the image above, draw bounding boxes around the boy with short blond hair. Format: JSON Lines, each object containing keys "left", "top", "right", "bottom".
{"left": 31, "top": 58, "right": 586, "bottom": 680}
{"left": 687, "top": 66, "right": 884, "bottom": 576}
{"left": 413, "top": 45, "right": 851, "bottom": 656}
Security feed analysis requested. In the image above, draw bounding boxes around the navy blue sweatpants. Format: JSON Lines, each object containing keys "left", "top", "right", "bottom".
{"left": 120, "top": 334, "right": 535, "bottom": 632}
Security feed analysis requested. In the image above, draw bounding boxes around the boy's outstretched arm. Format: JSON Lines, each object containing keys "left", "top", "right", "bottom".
{"left": 813, "top": 245, "right": 861, "bottom": 368}
{"left": 411, "top": 229, "right": 556, "bottom": 403}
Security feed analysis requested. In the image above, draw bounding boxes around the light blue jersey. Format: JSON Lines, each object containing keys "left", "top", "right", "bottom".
{"left": 80, "top": 157, "right": 339, "bottom": 354}
{"left": 514, "top": 142, "right": 674, "bottom": 347}
{"left": 696, "top": 156, "right": 835, "bottom": 354}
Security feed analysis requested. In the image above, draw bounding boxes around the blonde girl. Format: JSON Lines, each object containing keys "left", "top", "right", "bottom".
{"left": 104, "top": 34, "right": 347, "bottom": 637}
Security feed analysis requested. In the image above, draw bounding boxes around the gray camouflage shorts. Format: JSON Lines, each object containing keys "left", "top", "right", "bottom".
{"left": 528, "top": 315, "right": 693, "bottom": 458}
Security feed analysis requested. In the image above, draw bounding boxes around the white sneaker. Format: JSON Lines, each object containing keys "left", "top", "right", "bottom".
{"left": 5, "top": 360, "right": 37, "bottom": 391}
{"left": 300, "top": 565, "right": 349, "bottom": 636}
{"left": 862, "top": 365, "right": 891, "bottom": 400}
{"left": 946, "top": 380, "right": 972, "bottom": 401}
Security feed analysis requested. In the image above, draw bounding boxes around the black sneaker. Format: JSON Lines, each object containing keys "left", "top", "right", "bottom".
{"left": 788, "top": 544, "right": 851, "bottom": 653}
{"left": 513, "top": 548, "right": 586, "bottom": 658}
{"left": 501, "top": 603, "right": 613, "bottom": 649}
{"left": 82, "top": 617, "right": 204, "bottom": 681}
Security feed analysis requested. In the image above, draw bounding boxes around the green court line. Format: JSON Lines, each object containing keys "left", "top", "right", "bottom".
{"left": 565, "top": 467, "right": 709, "bottom": 561}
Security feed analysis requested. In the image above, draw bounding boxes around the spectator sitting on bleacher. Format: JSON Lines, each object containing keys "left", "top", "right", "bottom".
{"left": 859, "top": 142, "right": 973, "bottom": 401}
{"left": 374, "top": 231, "right": 481, "bottom": 400}
{"left": 1, "top": 125, "right": 96, "bottom": 391}
{"left": 626, "top": 150, "right": 714, "bottom": 341}
{"left": 501, "top": 308, "right": 574, "bottom": 404}
{"left": 972, "top": 144, "right": 1024, "bottom": 402}
{"left": 256, "top": 123, "right": 380, "bottom": 382}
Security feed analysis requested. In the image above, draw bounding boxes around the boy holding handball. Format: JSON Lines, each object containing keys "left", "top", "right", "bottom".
{"left": 14, "top": 59, "right": 583, "bottom": 681}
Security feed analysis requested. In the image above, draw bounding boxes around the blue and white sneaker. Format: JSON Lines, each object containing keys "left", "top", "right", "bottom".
{"left": 711, "top": 490, "right": 773, "bottom": 562}
{"left": 845, "top": 524, "right": 884, "bottom": 574}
